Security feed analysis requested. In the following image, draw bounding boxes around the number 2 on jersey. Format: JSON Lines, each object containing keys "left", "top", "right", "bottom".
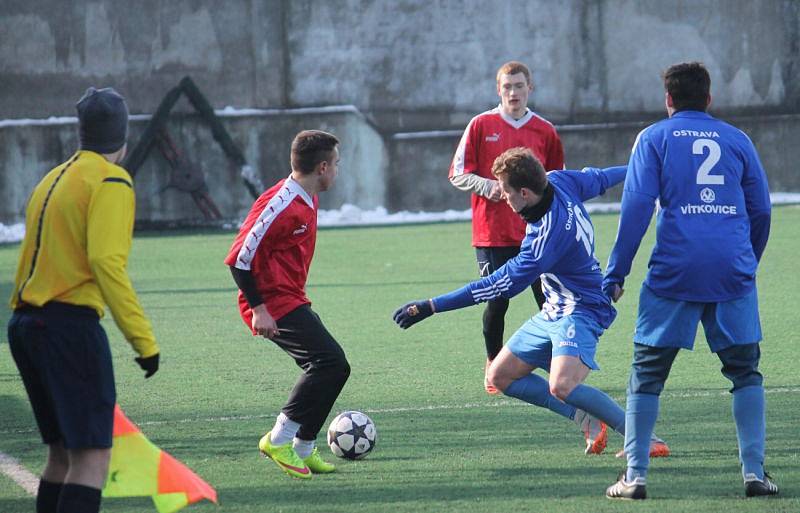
{"left": 693, "top": 138, "right": 723, "bottom": 185}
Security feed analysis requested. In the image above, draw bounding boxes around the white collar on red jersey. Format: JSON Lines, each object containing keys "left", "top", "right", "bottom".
{"left": 284, "top": 176, "right": 315, "bottom": 209}
{"left": 495, "top": 104, "right": 535, "bottom": 129}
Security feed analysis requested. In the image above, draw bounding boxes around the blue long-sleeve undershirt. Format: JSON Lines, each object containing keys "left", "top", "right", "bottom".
{"left": 603, "top": 190, "right": 656, "bottom": 287}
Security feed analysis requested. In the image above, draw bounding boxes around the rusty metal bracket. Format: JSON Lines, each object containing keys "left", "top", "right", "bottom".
{"left": 155, "top": 130, "right": 222, "bottom": 220}
{"left": 122, "top": 76, "right": 259, "bottom": 222}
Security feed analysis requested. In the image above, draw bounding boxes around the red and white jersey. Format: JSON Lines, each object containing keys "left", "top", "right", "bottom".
{"left": 449, "top": 106, "right": 564, "bottom": 247}
{"left": 224, "top": 177, "right": 318, "bottom": 324}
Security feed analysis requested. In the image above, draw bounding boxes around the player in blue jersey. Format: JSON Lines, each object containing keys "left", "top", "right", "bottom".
{"left": 603, "top": 62, "right": 775, "bottom": 500}
{"left": 394, "top": 147, "right": 669, "bottom": 457}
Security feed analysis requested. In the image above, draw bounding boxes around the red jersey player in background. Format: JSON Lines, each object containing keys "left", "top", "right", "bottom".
{"left": 449, "top": 61, "right": 565, "bottom": 395}
{"left": 225, "top": 130, "right": 349, "bottom": 479}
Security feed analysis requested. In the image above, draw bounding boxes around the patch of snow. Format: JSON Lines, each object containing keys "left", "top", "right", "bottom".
{"left": 0, "top": 106, "right": 361, "bottom": 129}
{"left": 0, "top": 223, "right": 25, "bottom": 244}
{"left": 318, "top": 204, "right": 470, "bottom": 227}
{"left": 2, "top": 193, "right": 799, "bottom": 244}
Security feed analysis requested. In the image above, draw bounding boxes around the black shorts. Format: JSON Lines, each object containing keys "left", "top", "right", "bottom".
{"left": 8, "top": 303, "right": 116, "bottom": 449}
{"left": 476, "top": 246, "right": 545, "bottom": 308}
{"left": 475, "top": 246, "right": 521, "bottom": 277}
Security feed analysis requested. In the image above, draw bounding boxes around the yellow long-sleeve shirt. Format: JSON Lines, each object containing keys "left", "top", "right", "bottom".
{"left": 10, "top": 150, "right": 158, "bottom": 357}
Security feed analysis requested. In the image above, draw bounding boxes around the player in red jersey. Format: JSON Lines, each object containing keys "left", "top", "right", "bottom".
{"left": 225, "top": 130, "right": 349, "bottom": 479}
{"left": 449, "top": 61, "right": 565, "bottom": 395}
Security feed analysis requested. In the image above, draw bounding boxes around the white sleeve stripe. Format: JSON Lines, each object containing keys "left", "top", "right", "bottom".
{"left": 234, "top": 187, "right": 297, "bottom": 270}
{"left": 540, "top": 213, "right": 553, "bottom": 256}
{"left": 472, "top": 286, "right": 509, "bottom": 301}
{"left": 451, "top": 120, "right": 472, "bottom": 177}
{"left": 471, "top": 274, "right": 513, "bottom": 301}
{"left": 473, "top": 287, "right": 510, "bottom": 301}
{"left": 472, "top": 273, "right": 512, "bottom": 295}
{"left": 530, "top": 212, "right": 552, "bottom": 259}
{"left": 631, "top": 127, "right": 649, "bottom": 155}
{"left": 530, "top": 215, "right": 544, "bottom": 257}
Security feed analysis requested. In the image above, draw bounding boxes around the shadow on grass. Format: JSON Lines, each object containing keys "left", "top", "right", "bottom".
{"left": 0, "top": 394, "right": 36, "bottom": 434}
{"left": 0, "top": 497, "right": 33, "bottom": 512}
{"left": 0, "top": 281, "right": 14, "bottom": 341}
{"left": 137, "top": 278, "right": 465, "bottom": 296}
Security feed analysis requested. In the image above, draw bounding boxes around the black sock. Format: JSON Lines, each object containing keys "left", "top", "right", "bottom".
{"left": 56, "top": 483, "right": 101, "bottom": 513}
{"left": 36, "top": 479, "right": 63, "bottom": 513}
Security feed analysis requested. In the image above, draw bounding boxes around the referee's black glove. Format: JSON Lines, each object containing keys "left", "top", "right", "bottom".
{"left": 393, "top": 299, "right": 434, "bottom": 329}
{"left": 135, "top": 353, "right": 160, "bottom": 378}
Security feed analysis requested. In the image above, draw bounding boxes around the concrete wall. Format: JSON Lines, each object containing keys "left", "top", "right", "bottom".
{"left": 388, "top": 114, "right": 800, "bottom": 211}
{"left": 288, "top": 0, "right": 800, "bottom": 130}
{"left": 1, "top": 0, "right": 798, "bottom": 128}
{"left": 0, "top": 0, "right": 286, "bottom": 119}
{"left": 2, "top": 109, "right": 797, "bottom": 225}
{"left": 0, "top": 108, "right": 387, "bottom": 225}
{"left": 1, "top": 0, "right": 798, "bottom": 224}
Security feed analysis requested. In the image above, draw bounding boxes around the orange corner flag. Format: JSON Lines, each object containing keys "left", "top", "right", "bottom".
{"left": 103, "top": 405, "right": 218, "bottom": 513}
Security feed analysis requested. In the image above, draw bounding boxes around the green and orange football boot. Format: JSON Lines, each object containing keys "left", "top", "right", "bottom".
{"left": 303, "top": 447, "right": 336, "bottom": 474}
{"left": 258, "top": 432, "right": 311, "bottom": 479}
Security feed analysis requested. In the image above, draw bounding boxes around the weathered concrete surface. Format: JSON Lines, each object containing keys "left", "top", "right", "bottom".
{"left": 1, "top": 111, "right": 797, "bottom": 224}
{"left": 2, "top": 0, "right": 798, "bottom": 224}
{"left": 1, "top": 0, "right": 797, "bottom": 130}
{"left": 291, "top": 0, "right": 800, "bottom": 129}
{"left": 388, "top": 114, "right": 800, "bottom": 211}
{"left": 0, "top": 0, "right": 286, "bottom": 118}
{"left": 0, "top": 108, "right": 387, "bottom": 225}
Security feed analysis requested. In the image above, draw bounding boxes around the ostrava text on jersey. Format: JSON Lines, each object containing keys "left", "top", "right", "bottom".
{"left": 611, "top": 111, "right": 771, "bottom": 302}
{"left": 433, "top": 167, "right": 626, "bottom": 329}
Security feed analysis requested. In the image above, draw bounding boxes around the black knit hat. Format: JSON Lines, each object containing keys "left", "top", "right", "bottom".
{"left": 76, "top": 87, "right": 129, "bottom": 154}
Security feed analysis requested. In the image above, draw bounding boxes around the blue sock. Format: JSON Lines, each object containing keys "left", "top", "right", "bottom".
{"left": 504, "top": 374, "right": 576, "bottom": 420}
{"left": 625, "top": 393, "right": 659, "bottom": 482}
{"left": 564, "top": 384, "right": 626, "bottom": 434}
{"left": 732, "top": 385, "right": 766, "bottom": 480}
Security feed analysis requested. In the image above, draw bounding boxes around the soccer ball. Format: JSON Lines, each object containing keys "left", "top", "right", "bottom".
{"left": 327, "top": 411, "right": 377, "bottom": 460}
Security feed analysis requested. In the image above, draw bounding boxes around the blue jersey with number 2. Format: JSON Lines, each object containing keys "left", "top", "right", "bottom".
{"left": 606, "top": 111, "right": 771, "bottom": 302}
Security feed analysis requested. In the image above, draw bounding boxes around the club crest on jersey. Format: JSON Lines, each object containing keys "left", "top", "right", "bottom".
{"left": 293, "top": 224, "right": 308, "bottom": 235}
{"left": 485, "top": 132, "right": 500, "bottom": 142}
{"left": 700, "top": 188, "right": 715, "bottom": 203}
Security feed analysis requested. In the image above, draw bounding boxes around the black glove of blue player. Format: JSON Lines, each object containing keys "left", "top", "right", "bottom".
{"left": 135, "top": 353, "right": 160, "bottom": 378}
{"left": 393, "top": 299, "right": 434, "bottom": 329}
{"left": 602, "top": 279, "right": 624, "bottom": 303}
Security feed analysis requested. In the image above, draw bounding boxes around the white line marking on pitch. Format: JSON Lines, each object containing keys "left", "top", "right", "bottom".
{"left": 135, "top": 386, "right": 800, "bottom": 425}
{"left": 1, "top": 386, "right": 798, "bottom": 495}
{"left": 0, "top": 451, "right": 39, "bottom": 495}
{"left": 2, "top": 387, "right": 798, "bottom": 435}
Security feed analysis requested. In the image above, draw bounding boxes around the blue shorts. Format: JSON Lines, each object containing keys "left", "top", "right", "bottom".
{"left": 634, "top": 284, "right": 762, "bottom": 352}
{"left": 506, "top": 313, "right": 603, "bottom": 371}
{"left": 8, "top": 303, "right": 116, "bottom": 449}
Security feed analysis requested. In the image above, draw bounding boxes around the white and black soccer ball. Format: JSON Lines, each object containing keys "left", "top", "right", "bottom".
{"left": 327, "top": 411, "right": 377, "bottom": 460}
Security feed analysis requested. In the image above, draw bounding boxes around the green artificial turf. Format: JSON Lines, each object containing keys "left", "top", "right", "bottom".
{"left": 1, "top": 206, "right": 798, "bottom": 512}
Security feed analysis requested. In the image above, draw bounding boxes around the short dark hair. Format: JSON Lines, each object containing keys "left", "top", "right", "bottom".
{"left": 290, "top": 130, "right": 339, "bottom": 174}
{"left": 663, "top": 62, "right": 711, "bottom": 112}
{"left": 491, "top": 147, "right": 547, "bottom": 195}
{"left": 496, "top": 61, "right": 532, "bottom": 86}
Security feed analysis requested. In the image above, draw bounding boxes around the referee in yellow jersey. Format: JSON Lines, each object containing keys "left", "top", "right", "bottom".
{"left": 7, "top": 87, "right": 159, "bottom": 513}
